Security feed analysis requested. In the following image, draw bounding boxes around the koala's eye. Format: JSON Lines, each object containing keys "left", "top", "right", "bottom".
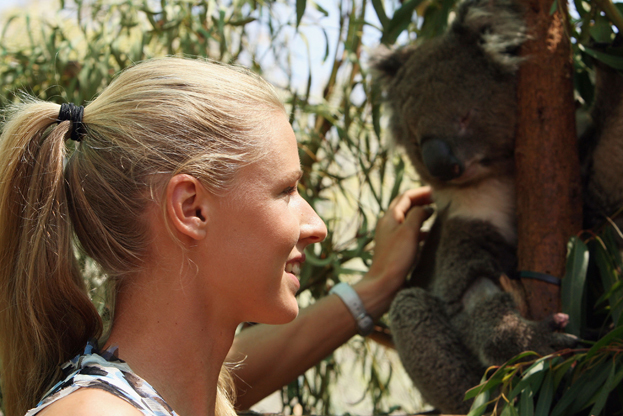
{"left": 504, "top": 45, "right": 521, "bottom": 56}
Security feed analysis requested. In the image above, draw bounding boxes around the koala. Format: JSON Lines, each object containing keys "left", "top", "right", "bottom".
{"left": 370, "top": 0, "right": 623, "bottom": 413}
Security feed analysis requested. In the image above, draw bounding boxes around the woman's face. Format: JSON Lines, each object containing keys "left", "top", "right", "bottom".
{"left": 199, "top": 113, "right": 327, "bottom": 325}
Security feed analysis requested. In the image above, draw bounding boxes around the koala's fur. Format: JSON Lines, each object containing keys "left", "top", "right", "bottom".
{"left": 372, "top": 0, "right": 622, "bottom": 413}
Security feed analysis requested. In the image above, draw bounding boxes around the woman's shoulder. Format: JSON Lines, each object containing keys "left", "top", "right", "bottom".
{"left": 26, "top": 342, "right": 177, "bottom": 416}
{"left": 35, "top": 388, "right": 143, "bottom": 416}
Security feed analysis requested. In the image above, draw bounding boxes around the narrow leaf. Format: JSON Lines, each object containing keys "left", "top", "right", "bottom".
{"left": 534, "top": 370, "right": 554, "bottom": 415}
{"left": 381, "top": 0, "right": 425, "bottom": 45}
{"left": 580, "top": 45, "right": 623, "bottom": 71}
{"left": 509, "top": 358, "right": 547, "bottom": 400}
{"left": 371, "top": 0, "right": 390, "bottom": 29}
{"left": 519, "top": 385, "right": 535, "bottom": 416}
{"left": 296, "top": 0, "right": 306, "bottom": 28}
{"left": 589, "top": 362, "right": 620, "bottom": 415}
{"left": 587, "top": 326, "right": 623, "bottom": 359}
{"left": 561, "top": 236, "right": 589, "bottom": 336}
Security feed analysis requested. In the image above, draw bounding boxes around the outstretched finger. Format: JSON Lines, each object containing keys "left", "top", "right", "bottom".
{"left": 404, "top": 205, "right": 434, "bottom": 227}
{"left": 388, "top": 187, "right": 433, "bottom": 222}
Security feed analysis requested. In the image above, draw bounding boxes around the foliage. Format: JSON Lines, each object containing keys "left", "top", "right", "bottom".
{"left": 3, "top": 0, "right": 623, "bottom": 414}
{"left": 466, "top": 230, "right": 623, "bottom": 416}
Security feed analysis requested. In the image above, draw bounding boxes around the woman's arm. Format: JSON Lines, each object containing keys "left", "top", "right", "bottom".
{"left": 228, "top": 187, "right": 433, "bottom": 410}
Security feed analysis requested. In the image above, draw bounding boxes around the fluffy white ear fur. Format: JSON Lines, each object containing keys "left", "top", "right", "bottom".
{"left": 460, "top": 0, "right": 527, "bottom": 70}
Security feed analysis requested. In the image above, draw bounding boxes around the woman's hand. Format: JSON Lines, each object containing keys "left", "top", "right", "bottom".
{"left": 355, "top": 187, "right": 433, "bottom": 318}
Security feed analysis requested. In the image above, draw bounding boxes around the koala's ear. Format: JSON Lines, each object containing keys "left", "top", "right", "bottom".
{"left": 369, "top": 45, "right": 413, "bottom": 85}
{"left": 453, "top": 0, "right": 527, "bottom": 71}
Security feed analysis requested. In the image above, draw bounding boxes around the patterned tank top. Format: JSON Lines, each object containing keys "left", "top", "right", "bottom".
{"left": 25, "top": 341, "right": 178, "bottom": 416}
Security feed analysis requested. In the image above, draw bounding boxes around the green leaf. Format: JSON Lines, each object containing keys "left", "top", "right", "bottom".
{"left": 580, "top": 45, "right": 623, "bottom": 71}
{"left": 314, "top": 2, "right": 328, "bottom": 17}
{"left": 549, "top": 0, "right": 558, "bottom": 15}
{"left": 381, "top": 0, "right": 426, "bottom": 45}
{"left": 573, "top": 0, "right": 589, "bottom": 17}
{"left": 587, "top": 326, "right": 623, "bottom": 359}
{"left": 553, "top": 356, "right": 577, "bottom": 388}
{"left": 371, "top": 0, "right": 390, "bottom": 29}
{"left": 296, "top": 0, "right": 306, "bottom": 28}
{"left": 595, "top": 228, "right": 623, "bottom": 326}
{"left": 589, "top": 362, "right": 621, "bottom": 415}
{"left": 519, "top": 385, "right": 535, "bottom": 416}
{"left": 550, "top": 359, "right": 611, "bottom": 416}
{"left": 509, "top": 358, "right": 547, "bottom": 400}
{"left": 500, "top": 404, "right": 514, "bottom": 416}
{"left": 465, "top": 366, "right": 508, "bottom": 401}
{"left": 304, "top": 251, "right": 334, "bottom": 267}
{"left": 534, "top": 371, "right": 554, "bottom": 415}
{"left": 590, "top": 14, "right": 614, "bottom": 43}
{"left": 228, "top": 17, "right": 256, "bottom": 27}
{"left": 467, "top": 400, "right": 489, "bottom": 416}
{"left": 561, "top": 236, "right": 589, "bottom": 336}
{"left": 569, "top": 360, "right": 613, "bottom": 412}
{"left": 389, "top": 158, "right": 405, "bottom": 202}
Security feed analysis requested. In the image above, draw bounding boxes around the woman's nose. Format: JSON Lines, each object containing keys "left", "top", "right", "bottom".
{"left": 299, "top": 199, "right": 327, "bottom": 244}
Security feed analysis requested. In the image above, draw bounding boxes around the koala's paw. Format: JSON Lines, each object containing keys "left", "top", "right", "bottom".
{"left": 480, "top": 311, "right": 578, "bottom": 366}
{"left": 534, "top": 313, "right": 579, "bottom": 352}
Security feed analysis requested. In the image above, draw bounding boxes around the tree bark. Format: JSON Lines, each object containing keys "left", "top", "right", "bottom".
{"left": 515, "top": 0, "right": 582, "bottom": 320}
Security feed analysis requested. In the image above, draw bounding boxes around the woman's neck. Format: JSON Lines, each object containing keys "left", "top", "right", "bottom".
{"left": 104, "top": 259, "right": 239, "bottom": 416}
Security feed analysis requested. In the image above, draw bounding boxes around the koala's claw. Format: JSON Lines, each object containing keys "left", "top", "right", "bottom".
{"left": 550, "top": 332, "right": 579, "bottom": 351}
{"left": 548, "top": 312, "right": 570, "bottom": 329}
{"left": 534, "top": 313, "right": 579, "bottom": 353}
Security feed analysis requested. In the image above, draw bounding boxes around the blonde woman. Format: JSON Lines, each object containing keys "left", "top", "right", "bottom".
{"left": 0, "top": 57, "right": 432, "bottom": 416}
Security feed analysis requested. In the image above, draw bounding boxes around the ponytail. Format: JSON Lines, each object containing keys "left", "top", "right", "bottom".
{"left": 0, "top": 100, "right": 102, "bottom": 416}
{"left": 0, "top": 58, "right": 285, "bottom": 416}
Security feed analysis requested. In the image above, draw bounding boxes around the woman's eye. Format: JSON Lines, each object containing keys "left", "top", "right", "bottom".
{"left": 283, "top": 185, "right": 296, "bottom": 196}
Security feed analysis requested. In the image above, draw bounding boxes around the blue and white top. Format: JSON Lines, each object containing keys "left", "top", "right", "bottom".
{"left": 26, "top": 341, "right": 178, "bottom": 416}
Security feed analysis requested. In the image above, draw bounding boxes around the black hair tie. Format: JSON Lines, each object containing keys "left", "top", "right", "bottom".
{"left": 58, "top": 103, "right": 85, "bottom": 142}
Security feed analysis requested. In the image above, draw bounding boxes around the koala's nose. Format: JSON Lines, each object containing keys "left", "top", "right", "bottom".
{"left": 421, "top": 138, "right": 464, "bottom": 181}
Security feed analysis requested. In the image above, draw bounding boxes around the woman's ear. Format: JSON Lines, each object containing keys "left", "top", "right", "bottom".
{"left": 166, "top": 174, "right": 211, "bottom": 241}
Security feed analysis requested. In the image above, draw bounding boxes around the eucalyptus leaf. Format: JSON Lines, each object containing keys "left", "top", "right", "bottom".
{"left": 508, "top": 358, "right": 547, "bottom": 400}
{"left": 371, "top": 0, "right": 390, "bottom": 29}
{"left": 381, "top": 0, "right": 426, "bottom": 45}
{"left": 519, "top": 385, "right": 535, "bottom": 416}
{"left": 581, "top": 45, "right": 623, "bottom": 71}
{"left": 587, "top": 326, "right": 623, "bottom": 359}
{"left": 550, "top": 359, "right": 611, "bottom": 416}
{"left": 296, "top": 0, "right": 306, "bottom": 28}
{"left": 561, "top": 236, "right": 589, "bottom": 337}
{"left": 591, "top": 14, "right": 614, "bottom": 43}
{"left": 588, "top": 362, "right": 621, "bottom": 415}
{"left": 534, "top": 371, "right": 554, "bottom": 415}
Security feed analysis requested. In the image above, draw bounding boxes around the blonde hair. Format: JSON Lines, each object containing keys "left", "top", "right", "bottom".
{"left": 0, "top": 57, "right": 285, "bottom": 416}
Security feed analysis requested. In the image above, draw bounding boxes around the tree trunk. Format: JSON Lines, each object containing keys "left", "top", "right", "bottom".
{"left": 515, "top": 0, "right": 582, "bottom": 320}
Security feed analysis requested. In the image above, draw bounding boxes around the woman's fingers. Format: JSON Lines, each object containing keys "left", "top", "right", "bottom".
{"left": 387, "top": 187, "right": 433, "bottom": 223}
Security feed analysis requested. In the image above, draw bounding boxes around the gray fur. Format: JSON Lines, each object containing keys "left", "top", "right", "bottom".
{"left": 370, "top": 0, "right": 623, "bottom": 413}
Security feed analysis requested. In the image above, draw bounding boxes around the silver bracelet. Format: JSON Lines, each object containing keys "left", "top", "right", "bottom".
{"left": 329, "top": 282, "right": 374, "bottom": 336}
